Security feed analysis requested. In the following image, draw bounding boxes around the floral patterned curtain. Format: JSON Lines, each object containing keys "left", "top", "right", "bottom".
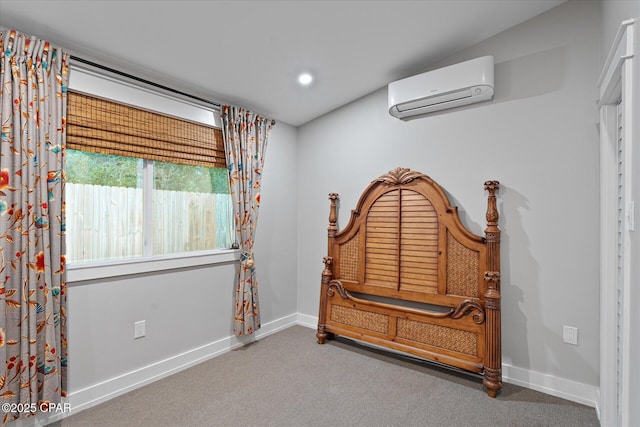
{"left": 221, "top": 106, "right": 273, "bottom": 336}
{"left": 0, "top": 29, "right": 68, "bottom": 423}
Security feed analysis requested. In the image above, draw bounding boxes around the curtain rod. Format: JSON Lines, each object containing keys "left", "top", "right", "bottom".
{"left": 70, "top": 55, "right": 276, "bottom": 125}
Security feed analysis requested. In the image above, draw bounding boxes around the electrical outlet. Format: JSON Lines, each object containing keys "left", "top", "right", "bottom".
{"left": 563, "top": 325, "right": 578, "bottom": 345}
{"left": 134, "top": 320, "right": 146, "bottom": 339}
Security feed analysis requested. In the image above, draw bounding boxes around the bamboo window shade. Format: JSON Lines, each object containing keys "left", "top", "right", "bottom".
{"left": 66, "top": 91, "right": 226, "bottom": 168}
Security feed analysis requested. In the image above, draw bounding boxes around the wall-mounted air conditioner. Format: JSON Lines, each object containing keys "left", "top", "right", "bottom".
{"left": 388, "top": 55, "right": 494, "bottom": 119}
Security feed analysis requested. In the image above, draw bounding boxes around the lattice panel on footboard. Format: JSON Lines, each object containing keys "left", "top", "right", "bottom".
{"left": 330, "top": 305, "right": 389, "bottom": 335}
{"left": 396, "top": 318, "right": 478, "bottom": 356}
{"left": 325, "top": 296, "right": 484, "bottom": 372}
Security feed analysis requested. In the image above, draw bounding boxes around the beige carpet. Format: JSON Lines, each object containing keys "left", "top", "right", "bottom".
{"left": 52, "top": 325, "right": 599, "bottom": 427}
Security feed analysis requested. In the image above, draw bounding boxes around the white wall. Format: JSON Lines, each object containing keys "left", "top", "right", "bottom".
{"left": 65, "top": 119, "right": 299, "bottom": 411}
{"left": 297, "top": 0, "right": 600, "bottom": 400}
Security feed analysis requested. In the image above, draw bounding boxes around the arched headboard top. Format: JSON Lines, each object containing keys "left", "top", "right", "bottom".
{"left": 326, "top": 167, "right": 499, "bottom": 304}
{"left": 333, "top": 167, "right": 485, "bottom": 244}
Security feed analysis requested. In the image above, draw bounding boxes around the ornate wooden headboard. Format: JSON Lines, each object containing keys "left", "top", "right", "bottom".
{"left": 316, "top": 167, "right": 502, "bottom": 397}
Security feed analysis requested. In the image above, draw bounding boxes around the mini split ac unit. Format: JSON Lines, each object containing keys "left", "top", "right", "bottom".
{"left": 388, "top": 55, "right": 494, "bottom": 119}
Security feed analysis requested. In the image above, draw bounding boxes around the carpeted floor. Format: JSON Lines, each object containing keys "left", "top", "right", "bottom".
{"left": 52, "top": 325, "right": 599, "bottom": 427}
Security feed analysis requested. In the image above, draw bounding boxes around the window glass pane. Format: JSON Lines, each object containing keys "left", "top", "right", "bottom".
{"left": 66, "top": 150, "right": 143, "bottom": 262}
{"left": 153, "top": 161, "right": 232, "bottom": 255}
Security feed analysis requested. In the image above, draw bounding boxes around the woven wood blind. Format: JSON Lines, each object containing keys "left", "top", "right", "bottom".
{"left": 66, "top": 91, "right": 226, "bottom": 168}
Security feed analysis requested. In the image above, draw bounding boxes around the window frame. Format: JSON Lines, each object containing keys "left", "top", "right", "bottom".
{"left": 67, "top": 249, "right": 239, "bottom": 283}
{"left": 66, "top": 62, "right": 238, "bottom": 283}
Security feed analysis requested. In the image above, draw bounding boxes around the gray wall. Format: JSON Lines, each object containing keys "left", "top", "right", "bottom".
{"left": 296, "top": 0, "right": 600, "bottom": 387}
{"left": 599, "top": 0, "right": 640, "bottom": 67}
{"left": 253, "top": 123, "right": 299, "bottom": 322}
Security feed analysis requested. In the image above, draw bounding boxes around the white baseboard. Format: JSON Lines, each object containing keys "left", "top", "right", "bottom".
{"left": 296, "top": 312, "right": 318, "bottom": 329}
{"left": 594, "top": 388, "right": 601, "bottom": 420}
{"left": 502, "top": 363, "right": 597, "bottom": 408}
{"left": 295, "top": 314, "right": 598, "bottom": 409}
{"left": 17, "top": 312, "right": 597, "bottom": 427}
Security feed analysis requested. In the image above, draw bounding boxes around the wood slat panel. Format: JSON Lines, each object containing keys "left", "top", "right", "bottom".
{"left": 401, "top": 248, "right": 439, "bottom": 257}
{"left": 366, "top": 249, "right": 398, "bottom": 256}
{"left": 401, "top": 241, "right": 439, "bottom": 247}
{"left": 367, "top": 207, "right": 398, "bottom": 214}
{"left": 401, "top": 260, "right": 438, "bottom": 269}
{"left": 366, "top": 190, "right": 399, "bottom": 287}
{"left": 402, "top": 216, "right": 438, "bottom": 223}
{"left": 366, "top": 238, "right": 397, "bottom": 246}
{"left": 402, "top": 204, "right": 436, "bottom": 210}
{"left": 400, "top": 271, "right": 439, "bottom": 280}
{"left": 366, "top": 263, "right": 399, "bottom": 272}
{"left": 369, "top": 200, "right": 397, "bottom": 207}
{"left": 401, "top": 194, "right": 428, "bottom": 201}
{"left": 366, "top": 258, "right": 397, "bottom": 268}
{"left": 400, "top": 262, "right": 438, "bottom": 271}
{"left": 400, "top": 265, "right": 438, "bottom": 275}
{"left": 400, "top": 249, "right": 439, "bottom": 258}
{"left": 402, "top": 225, "right": 439, "bottom": 232}
{"left": 366, "top": 270, "right": 398, "bottom": 280}
{"left": 366, "top": 213, "right": 399, "bottom": 219}
{"left": 402, "top": 276, "right": 438, "bottom": 285}
{"left": 363, "top": 189, "right": 444, "bottom": 294}
{"left": 401, "top": 239, "right": 438, "bottom": 245}
{"left": 399, "top": 190, "right": 439, "bottom": 293}
{"left": 366, "top": 243, "right": 397, "bottom": 251}
{"left": 367, "top": 223, "right": 398, "bottom": 229}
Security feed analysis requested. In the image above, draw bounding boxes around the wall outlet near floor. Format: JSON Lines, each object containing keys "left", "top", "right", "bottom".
{"left": 134, "top": 320, "right": 146, "bottom": 339}
{"left": 563, "top": 325, "right": 578, "bottom": 345}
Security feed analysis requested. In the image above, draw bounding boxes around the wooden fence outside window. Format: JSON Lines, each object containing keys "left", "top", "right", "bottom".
{"left": 66, "top": 183, "right": 233, "bottom": 262}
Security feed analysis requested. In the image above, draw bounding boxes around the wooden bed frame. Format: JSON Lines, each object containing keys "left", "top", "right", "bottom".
{"left": 316, "top": 167, "right": 502, "bottom": 397}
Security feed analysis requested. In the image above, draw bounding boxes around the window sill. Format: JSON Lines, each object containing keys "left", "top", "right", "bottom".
{"left": 66, "top": 249, "right": 240, "bottom": 284}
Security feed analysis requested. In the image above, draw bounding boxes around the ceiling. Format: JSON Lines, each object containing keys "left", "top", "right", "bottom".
{"left": 0, "top": 1, "right": 566, "bottom": 126}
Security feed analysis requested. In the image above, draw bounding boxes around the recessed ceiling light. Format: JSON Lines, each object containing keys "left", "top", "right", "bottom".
{"left": 298, "top": 72, "right": 313, "bottom": 86}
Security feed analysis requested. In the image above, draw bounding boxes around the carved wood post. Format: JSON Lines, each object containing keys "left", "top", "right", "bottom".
{"left": 483, "top": 181, "right": 502, "bottom": 397}
{"left": 317, "top": 256, "right": 333, "bottom": 344}
{"left": 317, "top": 193, "right": 339, "bottom": 344}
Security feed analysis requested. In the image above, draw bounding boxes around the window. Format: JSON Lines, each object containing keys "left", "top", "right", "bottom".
{"left": 65, "top": 91, "right": 233, "bottom": 264}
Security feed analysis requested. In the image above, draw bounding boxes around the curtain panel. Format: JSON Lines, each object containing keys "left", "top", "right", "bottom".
{"left": 0, "top": 29, "right": 69, "bottom": 423}
{"left": 221, "top": 106, "right": 272, "bottom": 336}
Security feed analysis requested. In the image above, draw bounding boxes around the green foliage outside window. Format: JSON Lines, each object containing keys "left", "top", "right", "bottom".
{"left": 66, "top": 150, "right": 138, "bottom": 188}
{"left": 155, "top": 161, "right": 230, "bottom": 194}
{"left": 66, "top": 150, "right": 230, "bottom": 193}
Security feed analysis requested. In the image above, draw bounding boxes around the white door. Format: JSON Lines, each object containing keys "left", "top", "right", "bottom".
{"left": 615, "top": 100, "right": 624, "bottom": 426}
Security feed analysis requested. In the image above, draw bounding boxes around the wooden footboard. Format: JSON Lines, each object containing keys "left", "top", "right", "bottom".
{"left": 319, "top": 278, "right": 485, "bottom": 373}
{"left": 317, "top": 168, "right": 502, "bottom": 397}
